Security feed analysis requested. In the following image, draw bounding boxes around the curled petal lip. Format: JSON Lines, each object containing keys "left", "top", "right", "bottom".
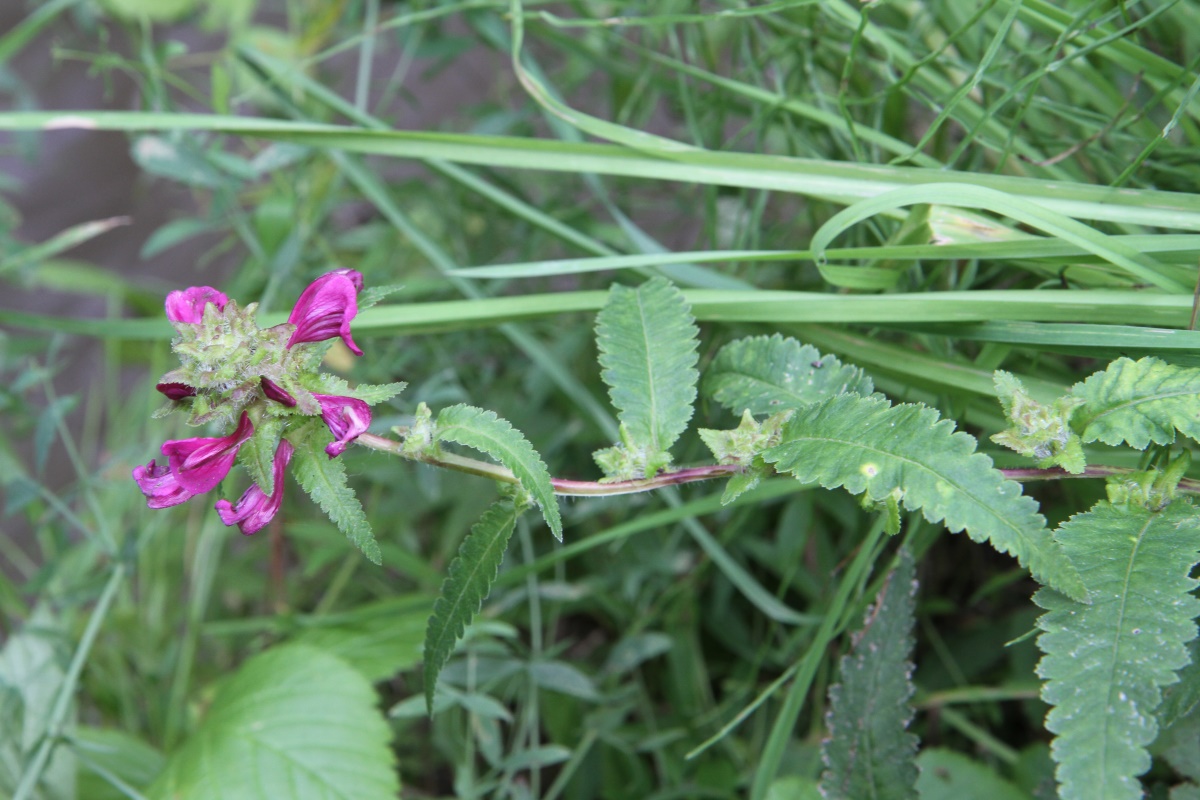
{"left": 286, "top": 270, "right": 364, "bottom": 355}
{"left": 314, "top": 393, "right": 371, "bottom": 457}
{"left": 157, "top": 382, "right": 196, "bottom": 401}
{"left": 215, "top": 439, "right": 294, "bottom": 535}
{"left": 165, "top": 286, "right": 228, "bottom": 324}
{"left": 162, "top": 412, "right": 254, "bottom": 494}
{"left": 133, "top": 459, "right": 197, "bottom": 509}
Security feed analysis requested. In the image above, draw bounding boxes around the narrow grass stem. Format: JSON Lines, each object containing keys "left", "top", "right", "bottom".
{"left": 359, "top": 433, "right": 1197, "bottom": 496}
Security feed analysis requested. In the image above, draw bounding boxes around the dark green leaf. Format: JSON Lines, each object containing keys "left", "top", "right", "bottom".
{"left": 820, "top": 548, "right": 919, "bottom": 800}
{"left": 424, "top": 498, "right": 522, "bottom": 712}
{"left": 1071, "top": 357, "right": 1200, "bottom": 448}
{"left": 291, "top": 432, "right": 381, "bottom": 564}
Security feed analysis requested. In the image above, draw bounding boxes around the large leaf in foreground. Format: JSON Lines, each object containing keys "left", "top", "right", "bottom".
{"left": 424, "top": 498, "right": 523, "bottom": 712}
{"left": 1070, "top": 356, "right": 1200, "bottom": 448}
{"left": 1035, "top": 502, "right": 1200, "bottom": 800}
{"left": 149, "top": 644, "right": 398, "bottom": 800}
{"left": 763, "top": 395, "right": 1085, "bottom": 601}
{"left": 595, "top": 277, "right": 699, "bottom": 453}
{"left": 820, "top": 548, "right": 918, "bottom": 800}
{"left": 435, "top": 404, "right": 561, "bottom": 539}
{"left": 704, "top": 334, "right": 873, "bottom": 416}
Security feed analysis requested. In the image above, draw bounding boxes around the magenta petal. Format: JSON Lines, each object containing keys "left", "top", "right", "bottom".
{"left": 313, "top": 393, "right": 371, "bottom": 457}
{"left": 261, "top": 377, "right": 297, "bottom": 407}
{"left": 133, "top": 458, "right": 196, "bottom": 509}
{"left": 285, "top": 271, "right": 363, "bottom": 355}
{"left": 215, "top": 439, "right": 293, "bottom": 535}
{"left": 156, "top": 382, "right": 196, "bottom": 401}
{"left": 165, "top": 286, "right": 228, "bottom": 324}
{"left": 162, "top": 412, "right": 254, "bottom": 494}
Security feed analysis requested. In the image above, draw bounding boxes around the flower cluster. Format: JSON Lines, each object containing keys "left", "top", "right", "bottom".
{"left": 133, "top": 270, "right": 377, "bottom": 534}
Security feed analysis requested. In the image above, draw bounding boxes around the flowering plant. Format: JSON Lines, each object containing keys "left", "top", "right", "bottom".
{"left": 133, "top": 270, "right": 404, "bottom": 545}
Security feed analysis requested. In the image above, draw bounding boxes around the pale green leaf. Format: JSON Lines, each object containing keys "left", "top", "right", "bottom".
{"left": 820, "top": 548, "right": 919, "bottom": 800}
{"left": 0, "top": 608, "right": 74, "bottom": 800}
{"left": 291, "top": 596, "right": 429, "bottom": 682}
{"left": 915, "top": 749, "right": 1027, "bottom": 800}
{"left": 595, "top": 277, "right": 699, "bottom": 454}
{"left": 704, "top": 334, "right": 873, "bottom": 415}
{"left": 424, "top": 498, "right": 522, "bottom": 712}
{"left": 1035, "top": 502, "right": 1200, "bottom": 800}
{"left": 291, "top": 432, "right": 381, "bottom": 564}
{"left": 435, "top": 404, "right": 561, "bottom": 539}
{"left": 1071, "top": 357, "right": 1200, "bottom": 448}
{"left": 149, "top": 644, "right": 398, "bottom": 800}
{"left": 763, "top": 395, "right": 1085, "bottom": 601}
{"left": 304, "top": 372, "right": 406, "bottom": 405}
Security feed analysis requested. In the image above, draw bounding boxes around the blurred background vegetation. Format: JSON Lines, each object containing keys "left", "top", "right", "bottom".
{"left": 2, "top": 1, "right": 1200, "bottom": 798}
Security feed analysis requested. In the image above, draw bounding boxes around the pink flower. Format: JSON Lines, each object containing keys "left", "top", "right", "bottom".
{"left": 313, "top": 393, "right": 371, "bottom": 457}
{"left": 261, "top": 377, "right": 297, "bottom": 407}
{"left": 215, "top": 439, "right": 294, "bottom": 535}
{"left": 161, "top": 412, "right": 254, "bottom": 494}
{"left": 156, "top": 382, "right": 196, "bottom": 401}
{"left": 132, "top": 459, "right": 197, "bottom": 509}
{"left": 165, "top": 286, "right": 228, "bottom": 324}
{"left": 286, "top": 269, "right": 364, "bottom": 355}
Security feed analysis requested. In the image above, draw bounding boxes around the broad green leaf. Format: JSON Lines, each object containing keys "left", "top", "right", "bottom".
{"left": 424, "top": 498, "right": 523, "bottom": 712}
{"left": 292, "top": 432, "right": 381, "bottom": 564}
{"left": 238, "top": 416, "right": 283, "bottom": 497}
{"left": 915, "top": 749, "right": 1027, "bottom": 800}
{"left": 763, "top": 395, "right": 1086, "bottom": 601}
{"left": 595, "top": 277, "right": 699, "bottom": 455}
{"left": 291, "top": 596, "right": 429, "bottom": 682}
{"left": 1035, "top": 502, "right": 1200, "bottom": 800}
{"left": 1071, "top": 357, "right": 1200, "bottom": 448}
{"left": 435, "top": 404, "right": 561, "bottom": 539}
{"left": 703, "top": 334, "right": 873, "bottom": 416}
{"left": 0, "top": 607, "right": 74, "bottom": 800}
{"left": 820, "top": 548, "right": 919, "bottom": 800}
{"left": 149, "top": 644, "right": 398, "bottom": 800}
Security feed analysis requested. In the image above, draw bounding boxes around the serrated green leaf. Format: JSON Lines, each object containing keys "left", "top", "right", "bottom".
{"left": 820, "top": 548, "right": 919, "bottom": 800}
{"left": 435, "top": 404, "right": 561, "bottom": 539}
{"left": 149, "top": 644, "right": 398, "bottom": 800}
{"left": 1071, "top": 357, "right": 1200, "bottom": 448}
{"left": 424, "top": 498, "right": 522, "bottom": 713}
{"left": 595, "top": 277, "right": 699, "bottom": 454}
{"left": 763, "top": 394, "right": 1086, "bottom": 601}
{"left": 238, "top": 416, "right": 283, "bottom": 497}
{"left": 914, "top": 749, "right": 1027, "bottom": 800}
{"left": 292, "top": 432, "right": 381, "bottom": 564}
{"left": 1035, "top": 502, "right": 1200, "bottom": 800}
{"left": 349, "top": 381, "right": 406, "bottom": 404}
{"left": 704, "top": 334, "right": 873, "bottom": 415}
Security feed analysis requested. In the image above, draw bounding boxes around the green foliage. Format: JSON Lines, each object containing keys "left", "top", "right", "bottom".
{"left": 703, "top": 334, "right": 873, "bottom": 416}
{"left": 819, "top": 548, "right": 919, "bottom": 800}
{"left": 1036, "top": 502, "right": 1200, "bottom": 800}
{"left": 914, "top": 749, "right": 1027, "bottom": 800}
{"left": 424, "top": 497, "right": 524, "bottom": 713}
{"left": 1071, "top": 357, "right": 1200, "bottom": 448}
{"left": 238, "top": 415, "right": 283, "bottom": 497}
{"left": 594, "top": 277, "right": 699, "bottom": 478}
{"left": 764, "top": 394, "right": 1086, "bottom": 601}
{"left": 291, "top": 429, "right": 381, "bottom": 564}
{"left": 434, "top": 403, "right": 561, "bottom": 539}
{"left": 991, "top": 370, "right": 1085, "bottom": 473}
{"left": 149, "top": 644, "right": 398, "bottom": 800}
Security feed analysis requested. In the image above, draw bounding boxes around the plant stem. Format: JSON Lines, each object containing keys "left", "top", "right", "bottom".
{"left": 358, "top": 432, "right": 1200, "bottom": 496}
